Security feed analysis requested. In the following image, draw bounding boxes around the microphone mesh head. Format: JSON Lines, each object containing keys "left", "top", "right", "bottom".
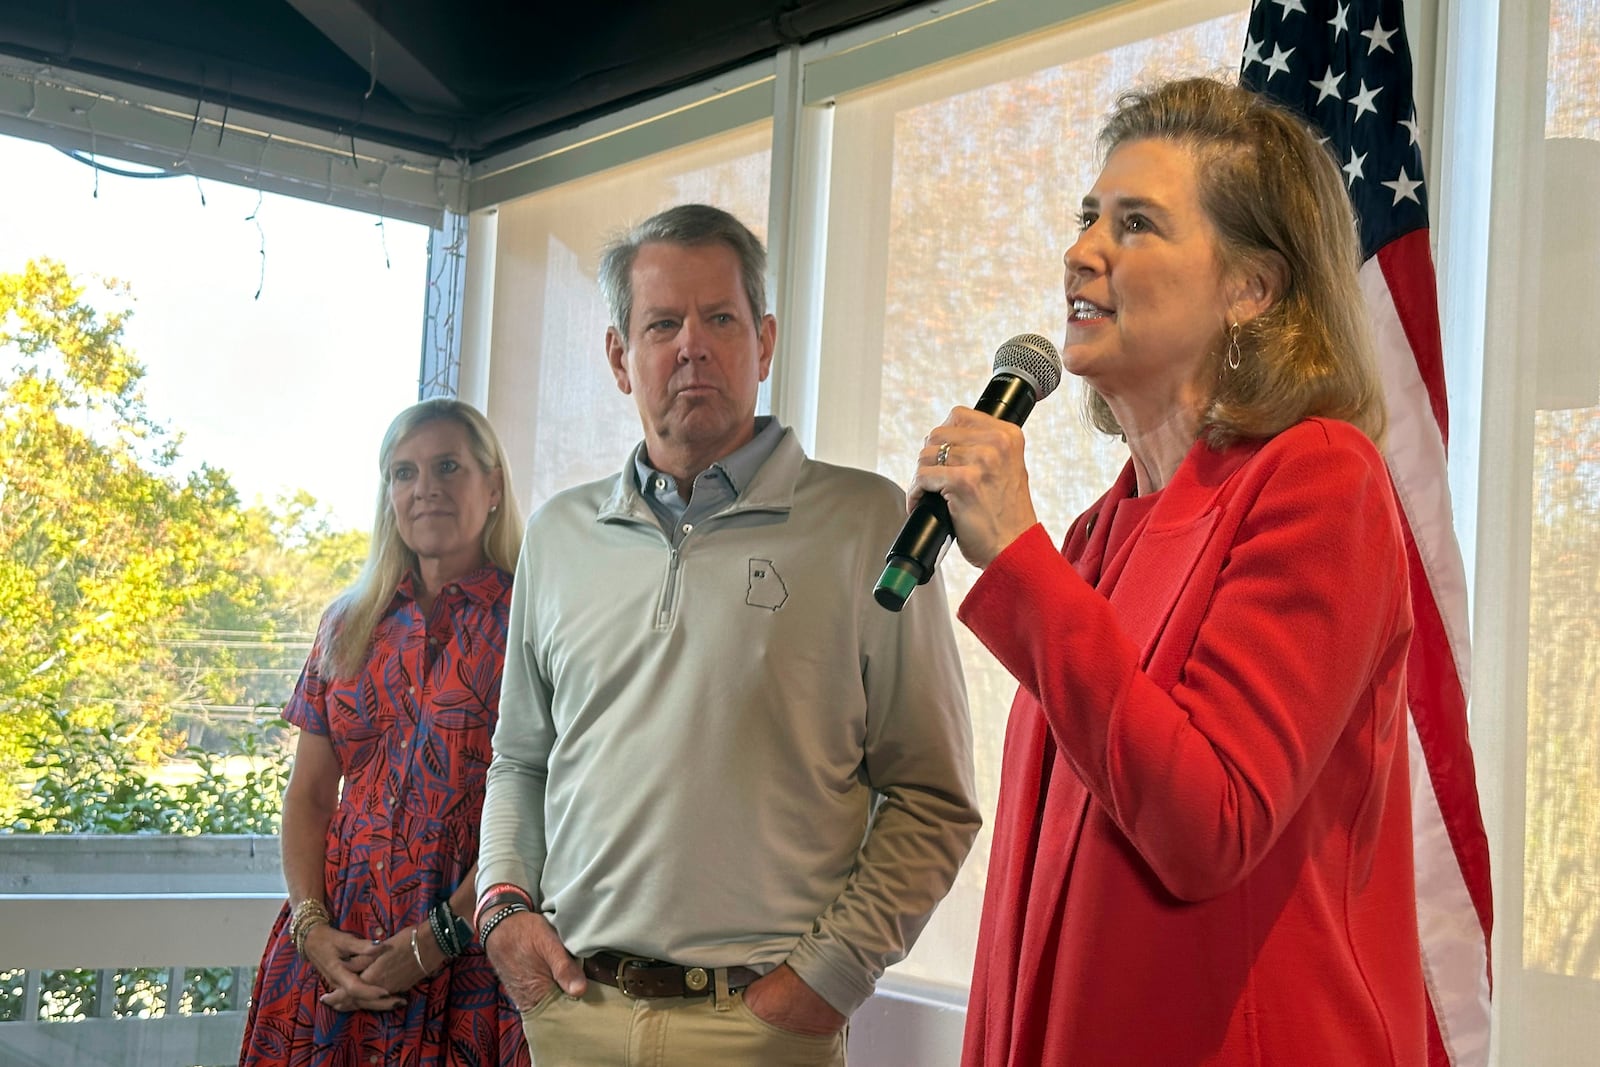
{"left": 993, "top": 333, "right": 1063, "bottom": 400}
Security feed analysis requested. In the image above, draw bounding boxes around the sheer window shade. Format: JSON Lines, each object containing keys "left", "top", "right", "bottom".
{"left": 817, "top": 2, "right": 1250, "bottom": 984}
{"left": 483, "top": 124, "right": 772, "bottom": 512}
{"left": 1503, "top": 1, "right": 1600, "bottom": 1063}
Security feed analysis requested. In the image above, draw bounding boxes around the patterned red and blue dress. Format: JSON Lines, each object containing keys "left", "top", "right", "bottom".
{"left": 240, "top": 566, "right": 529, "bottom": 1067}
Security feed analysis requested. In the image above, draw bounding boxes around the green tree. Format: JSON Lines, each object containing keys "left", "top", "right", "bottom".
{"left": 12, "top": 711, "right": 289, "bottom": 835}
{"left": 167, "top": 492, "right": 368, "bottom": 749}
{"left": 2, "top": 260, "right": 238, "bottom": 782}
{"left": 0, "top": 259, "right": 366, "bottom": 819}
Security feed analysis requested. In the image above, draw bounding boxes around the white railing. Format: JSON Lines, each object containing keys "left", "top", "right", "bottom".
{"left": 0, "top": 835, "right": 283, "bottom": 1067}
{"left": 0, "top": 834, "right": 964, "bottom": 1067}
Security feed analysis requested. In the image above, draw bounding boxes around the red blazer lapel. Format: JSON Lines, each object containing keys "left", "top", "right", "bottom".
{"left": 1106, "top": 438, "right": 1265, "bottom": 683}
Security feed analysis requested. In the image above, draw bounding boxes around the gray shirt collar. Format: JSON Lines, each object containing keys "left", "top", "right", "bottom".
{"left": 632, "top": 416, "right": 783, "bottom": 539}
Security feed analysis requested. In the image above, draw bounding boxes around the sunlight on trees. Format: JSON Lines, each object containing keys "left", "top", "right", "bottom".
{"left": 0, "top": 258, "right": 366, "bottom": 826}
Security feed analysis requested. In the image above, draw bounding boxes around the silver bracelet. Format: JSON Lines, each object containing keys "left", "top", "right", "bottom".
{"left": 410, "top": 926, "right": 431, "bottom": 976}
{"left": 477, "top": 901, "right": 531, "bottom": 947}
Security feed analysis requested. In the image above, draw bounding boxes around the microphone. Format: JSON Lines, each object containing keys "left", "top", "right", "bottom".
{"left": 873, "top": 333, "right": 1063, "bottom": 612}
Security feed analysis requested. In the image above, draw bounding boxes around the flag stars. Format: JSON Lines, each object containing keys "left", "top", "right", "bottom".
{"left": 1311, "top": 66, "right": 1344, "bottom": 104}
{"left": 1329, "top": 2, "right": 1350, "bottom": 39}
{"left": 1362, "top": 15, "right": 1398, "bottom": 55}
{"left": 1243, "top": 35, "right": 1265, "bottom": 69}
{"left": 1349, "top": 79, "right": 1382, "bottom": 121}
{"left": 1382, "top": 166, "right": 1424, "bottom": 206}
{"left": 1342, "top": 146, "right": 1368, "bottom": 187}
{"left": 1263, "top": 43, "right": 1295, "bottom": 82}
{"left": 1271, "top": 0, "right": 1306, "bottom": 15}
{"left": 1400, "top": 113, "right": 1422, "bottom": 147}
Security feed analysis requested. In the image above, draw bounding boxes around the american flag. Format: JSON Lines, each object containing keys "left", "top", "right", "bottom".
{"left": 1240, "top": 2, "right": 1493, "bottom": 1064}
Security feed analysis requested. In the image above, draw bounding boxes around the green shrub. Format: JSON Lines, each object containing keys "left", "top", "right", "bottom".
{"left": 10, "top": 711, "right": 288, "bottom": 835}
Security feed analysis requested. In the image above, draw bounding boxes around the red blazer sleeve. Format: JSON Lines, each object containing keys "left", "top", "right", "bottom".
{"left": 959, "top": 420, "right": 1412, "bottom": 901}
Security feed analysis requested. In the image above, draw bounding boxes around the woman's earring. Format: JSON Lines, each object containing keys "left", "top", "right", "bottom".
{"left": 1227, "top": 321, "right": 1242, "bottom": 372}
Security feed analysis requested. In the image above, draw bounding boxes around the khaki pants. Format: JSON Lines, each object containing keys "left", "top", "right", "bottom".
{"left": 521, "top": 979, "right": 847, "bottom": 1066}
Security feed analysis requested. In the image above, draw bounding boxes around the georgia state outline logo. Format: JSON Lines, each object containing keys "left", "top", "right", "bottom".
{"left": 745, "top": 558, "right": 788, "bottom": 611}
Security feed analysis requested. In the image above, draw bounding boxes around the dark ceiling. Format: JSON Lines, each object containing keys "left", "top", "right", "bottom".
{"left": 0, "top": 0, "right": 925, "bottom": 162}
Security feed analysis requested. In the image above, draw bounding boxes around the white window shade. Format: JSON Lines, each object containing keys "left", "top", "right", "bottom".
{"left": 1476, "top": 1, "right": 1600, "bottom": 1063}
{"left": 814, "top": 0, "right": 1250, "bottom": 987}
{"left": 477, "top": 123, "right": 773, "bottom": 513}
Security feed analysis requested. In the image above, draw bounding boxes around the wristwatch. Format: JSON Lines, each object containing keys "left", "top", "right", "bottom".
{"left": 443, "top": 899, "right": 474, "bottom": 948}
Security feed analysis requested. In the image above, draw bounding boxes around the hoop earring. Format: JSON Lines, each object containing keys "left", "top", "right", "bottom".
{"left": 1227, "top": 322, "right": 1242, "bottom": 372}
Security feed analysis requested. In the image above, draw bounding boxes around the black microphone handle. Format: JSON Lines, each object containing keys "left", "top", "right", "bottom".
{"left": 873, "top": 374, "right": 1039, "bottom": 610}
{"left": 969, "top": 372, "right": 1038, "bottom": 428}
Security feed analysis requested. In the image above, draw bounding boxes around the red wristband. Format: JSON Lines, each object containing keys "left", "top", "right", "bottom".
{"left": 474, "top": 882, "right": 534, "bottom": 931}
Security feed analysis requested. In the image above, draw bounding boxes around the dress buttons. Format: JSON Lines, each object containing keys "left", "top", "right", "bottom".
{"left": 408, "top": 685, "right": 417, "bottom": 696}
{"left": 399, "top": 739, "right": 408, "bottom": 749}
{"left": 428, "top": 636, "right": 439, "bottom": 646}
{"left": 654, "top": 478, "right": 666, "bottom": 491}
{"left": 374, "top": 858, "right": 384, "bottom": 870}
{"left": 681, "top": 523, "right": 693, "bottom": 535}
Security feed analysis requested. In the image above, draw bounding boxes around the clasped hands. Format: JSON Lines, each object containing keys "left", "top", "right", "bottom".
{"left": 302, "top": 922, "right": 432, "bottom": 1013}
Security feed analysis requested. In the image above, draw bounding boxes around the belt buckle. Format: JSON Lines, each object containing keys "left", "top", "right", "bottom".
{"left": 613, "top": 955, "right": 652, "bottom": 998}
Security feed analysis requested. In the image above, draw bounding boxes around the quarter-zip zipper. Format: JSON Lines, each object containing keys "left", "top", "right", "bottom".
{"left": 655, "top": 544, "right": 682, "bottom": 630}
{"left": 608, "top": 494, "right": 788, "bottom": 632}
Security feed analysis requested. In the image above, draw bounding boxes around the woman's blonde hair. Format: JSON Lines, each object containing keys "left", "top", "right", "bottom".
{"left": 1084, "top": 76, "right": 1386, "bottom": 449}
{"left": 318, "top": 398, "right": 523, "bottom": 679}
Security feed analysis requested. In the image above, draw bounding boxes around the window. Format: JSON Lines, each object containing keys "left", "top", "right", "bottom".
{"left": 1497, "top": 0, "right": 1600, "bottom": 1060}
{"left": 0, "top": 131, "right": 426, "bottom": 766}
{"left": 0, "top": 130, "right": 426, "bottom": 1042}
{"left": 0, "top": 134, "right": 425, "bottom": 528}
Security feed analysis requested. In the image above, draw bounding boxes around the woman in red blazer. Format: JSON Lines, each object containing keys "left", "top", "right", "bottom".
{"left": 912, "top": 77, "right": 1428, "bottom": 1065}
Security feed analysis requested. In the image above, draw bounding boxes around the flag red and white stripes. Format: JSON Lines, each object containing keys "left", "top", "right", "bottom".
{"left": 1241, "top": 3, "right": 1493, "bottom": 1063}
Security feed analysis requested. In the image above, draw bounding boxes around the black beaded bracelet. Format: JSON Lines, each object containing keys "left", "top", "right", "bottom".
{"left": 426, "top": 898, "right": 475, "bottom": 958}
{"left": 477, "top": 901, "right": 530, "bottom": 947}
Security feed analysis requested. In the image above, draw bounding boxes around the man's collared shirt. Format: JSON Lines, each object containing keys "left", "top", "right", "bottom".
{"left": 632, "top": 415, "right": 783, "bottom": 546}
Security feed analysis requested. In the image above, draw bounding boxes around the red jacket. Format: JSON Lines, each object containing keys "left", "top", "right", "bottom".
{"left": 960, "top": 418, "right": 1427, "bottom": 1066}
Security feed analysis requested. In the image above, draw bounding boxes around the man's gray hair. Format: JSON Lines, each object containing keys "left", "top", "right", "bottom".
{"left": 597, "top": 203, "right": 768, "bottom": 339}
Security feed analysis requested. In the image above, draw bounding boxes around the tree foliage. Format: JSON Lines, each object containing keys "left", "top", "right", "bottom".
{"left": 10, "top": 710, "right": 289, "bottom": 834}
{"left": 0, "top": 258, "right": 366, "bottom": 822}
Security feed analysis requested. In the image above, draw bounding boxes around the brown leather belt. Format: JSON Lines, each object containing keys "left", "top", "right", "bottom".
{"left": 584, "top": 951, "right": 762, "bottom": 999}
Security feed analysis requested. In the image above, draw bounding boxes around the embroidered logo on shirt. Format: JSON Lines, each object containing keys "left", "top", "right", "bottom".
{"left": 746, "top": 559, "right": 788, "bottom": 611}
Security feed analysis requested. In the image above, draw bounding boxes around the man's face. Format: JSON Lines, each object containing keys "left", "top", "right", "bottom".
{"left": 606, "top": 240, "right": 775, "bottom": 473}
